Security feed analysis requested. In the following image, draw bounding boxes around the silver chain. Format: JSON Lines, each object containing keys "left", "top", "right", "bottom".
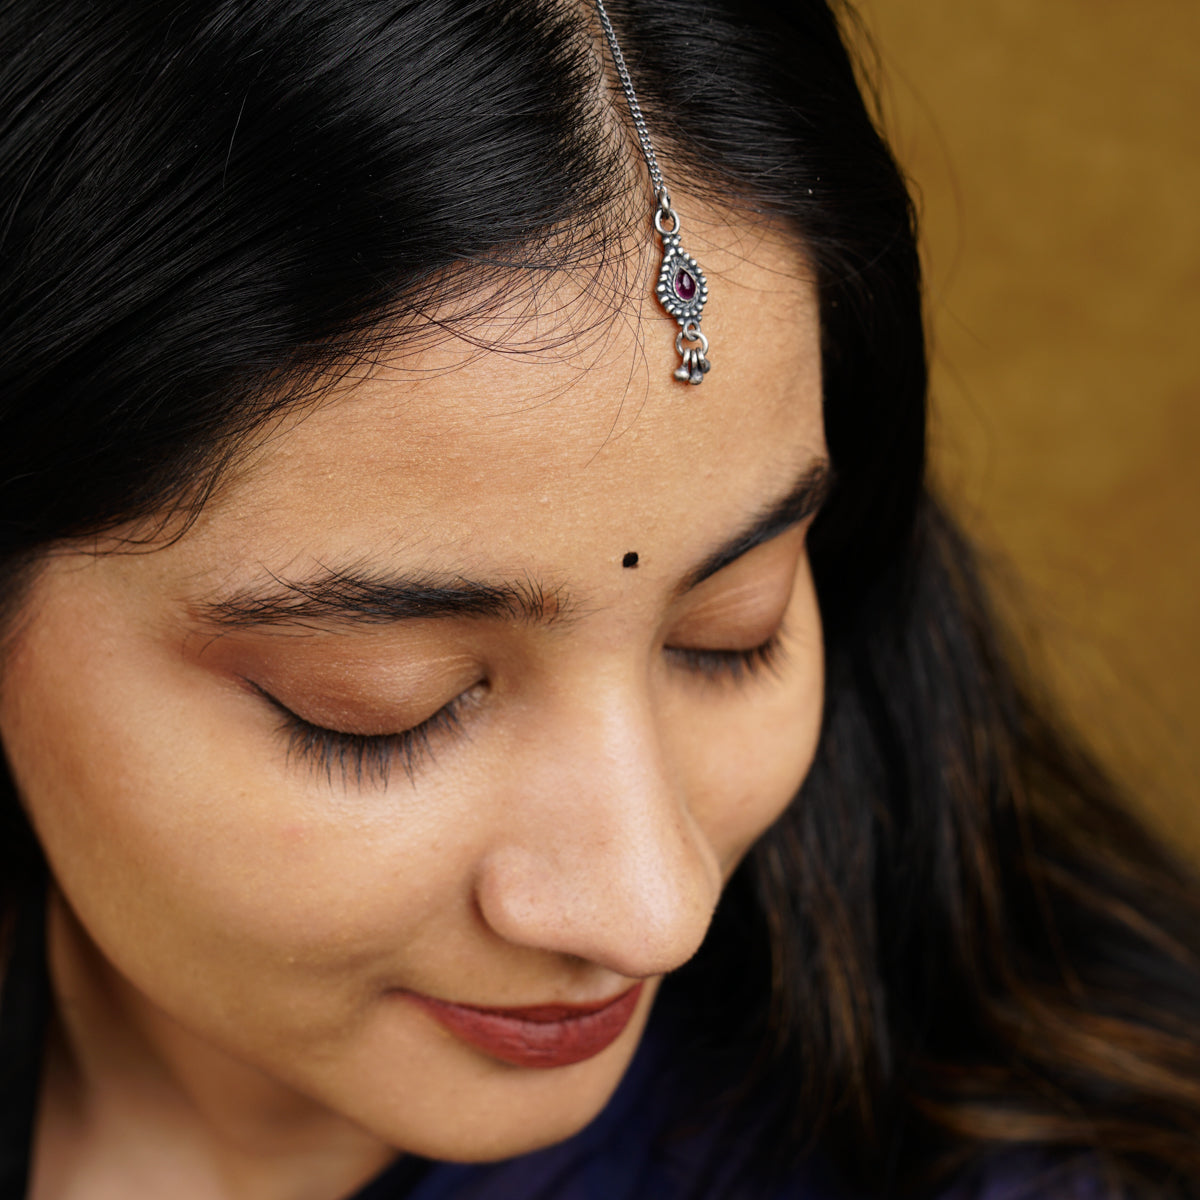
{"left": 594, "top": 0, "right": 669, "bottom": 208}
{"left": 594, "top": 0, "right": 711, "bottom": 385}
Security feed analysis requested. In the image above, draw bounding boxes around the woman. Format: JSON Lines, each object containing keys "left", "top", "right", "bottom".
{"left": 1, "top": 1, "right": 1197, "bottom": 1197}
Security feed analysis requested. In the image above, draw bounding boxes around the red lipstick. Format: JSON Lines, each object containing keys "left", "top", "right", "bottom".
{"left": 406, "top": 983, "right": 644, "bottom": 1069}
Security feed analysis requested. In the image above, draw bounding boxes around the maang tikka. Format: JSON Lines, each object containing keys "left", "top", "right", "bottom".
{"left": 594, "top": 0, "right": 711, "bottom": 385}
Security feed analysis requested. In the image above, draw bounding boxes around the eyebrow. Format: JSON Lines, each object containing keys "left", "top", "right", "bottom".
{"left": 193, "top": 571, "right": 564, "bottom": 629}
{"left": 679, "top": 458, "right": 832, "bottom": 593}
{"left": 192, "top": 458, "right": 832, "bottom": 631}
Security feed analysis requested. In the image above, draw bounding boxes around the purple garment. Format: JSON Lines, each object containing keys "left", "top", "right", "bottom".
{"left": 937, "top": 1155, "right": 1103, "bottom": 1200}
{"left": 342, "top": 1024, "right": 1101, "bottom": 1200}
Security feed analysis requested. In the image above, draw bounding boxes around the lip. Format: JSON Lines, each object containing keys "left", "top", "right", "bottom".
{"left": 404, "top": 982, "right": 645, "bottom": 1069}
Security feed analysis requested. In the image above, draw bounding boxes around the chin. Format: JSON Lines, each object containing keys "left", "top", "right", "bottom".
{"left": 347, "top": 1038, "right": 642, "bottom": 1165}
{"left": 410, "top": 1104, "right": 604, "bottom": 1164}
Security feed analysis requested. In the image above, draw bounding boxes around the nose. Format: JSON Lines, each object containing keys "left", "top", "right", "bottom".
{"left": 473, "top": 676, "right": 723, "bottom": 980}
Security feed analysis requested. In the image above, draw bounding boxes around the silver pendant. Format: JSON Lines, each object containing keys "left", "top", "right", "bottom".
{"left": 652, "top": 197, "right": 711, "bottom": 385}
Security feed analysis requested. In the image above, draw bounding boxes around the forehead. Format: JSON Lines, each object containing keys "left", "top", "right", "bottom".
{"left": 178, "top": 216, "right": 824, "bottom": 586}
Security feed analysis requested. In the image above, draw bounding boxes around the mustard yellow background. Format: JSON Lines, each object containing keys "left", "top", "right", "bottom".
{"left": 852, "top": 1, "right": 1199, "bottom": 836}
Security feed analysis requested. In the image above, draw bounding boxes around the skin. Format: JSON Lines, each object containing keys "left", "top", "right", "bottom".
{"left": 0, "top": 210, "right": 828, "bottom": 1200}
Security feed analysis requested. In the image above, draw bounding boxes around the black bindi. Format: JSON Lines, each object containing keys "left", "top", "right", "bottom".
{"left": 622, "top": 551, "right": 639, "bottom": 569}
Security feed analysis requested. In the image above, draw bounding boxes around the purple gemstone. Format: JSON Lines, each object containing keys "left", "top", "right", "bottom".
{"left": 673, "top": 267, "right": 697, "bottom": 302}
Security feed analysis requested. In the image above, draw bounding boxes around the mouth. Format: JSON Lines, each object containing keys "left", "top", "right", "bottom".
{"left": 403, "top": 982, "right": 645, "bottom": 1069}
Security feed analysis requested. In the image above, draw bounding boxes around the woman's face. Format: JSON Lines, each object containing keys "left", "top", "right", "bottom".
{"left": 0, "top": 218, "right": 827, "bottom": 1163}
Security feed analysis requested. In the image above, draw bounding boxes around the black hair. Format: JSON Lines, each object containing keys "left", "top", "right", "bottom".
{"left": 3, "top": 1, "right": 1199, "bottom": 1196}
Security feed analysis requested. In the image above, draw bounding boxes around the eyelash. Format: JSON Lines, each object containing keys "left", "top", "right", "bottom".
{"left": 272, "top": 695, "right": 467, "bottom": 789}
{"left": 265, "top": 631, "right": 784, "bottom": 788}
{"left": 663, "top": 630, "right": 784, "bottom": 682}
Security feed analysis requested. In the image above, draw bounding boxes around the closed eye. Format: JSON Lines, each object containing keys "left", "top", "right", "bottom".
{"left": 250, "top": 682, "right": 477, "bottom": 788}
{"left": 249, "top": 625, "right": 784, "bottom": 791}
{"left": 664, "top": 630, "right": 784, "bottom": 682}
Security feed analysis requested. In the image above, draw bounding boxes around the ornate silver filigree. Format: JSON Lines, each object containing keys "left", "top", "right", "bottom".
{"left": 595, "top": 0, "right": 712, "bottom": 385}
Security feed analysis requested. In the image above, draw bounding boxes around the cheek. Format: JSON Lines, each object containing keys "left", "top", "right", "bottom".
{"left": 672, "top": 570, "right": 824, "bottom": 873}
{"left": 0, "top": 597, "right": 478, "bottom": 1026}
